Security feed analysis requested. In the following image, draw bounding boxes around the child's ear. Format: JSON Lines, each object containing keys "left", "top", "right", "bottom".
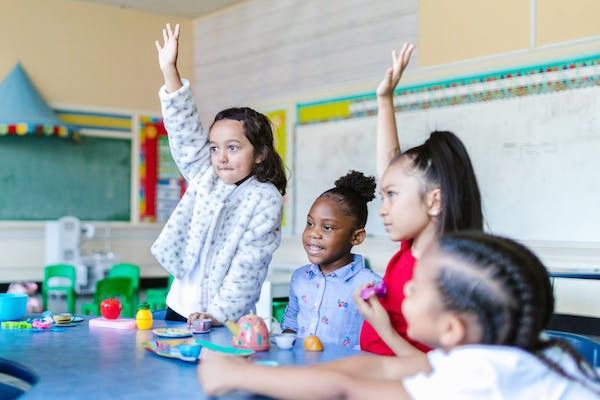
{"left": 426, "top": 188, "right": 442, "bottom": 217}
{"left": 254, "top": 148, "right": 267, "bottom": 165}
{"left": 350, "top": 228, "right": 366, "bottom": 246}
{"left": 439, "top": 313, "right": 467, "bottom": 348}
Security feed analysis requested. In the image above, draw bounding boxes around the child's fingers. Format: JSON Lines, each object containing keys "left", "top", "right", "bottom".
{"left": 162, "top": 28, "right": 168, "bottom": 44}
{"left": 174, "top": 23, "right": 180, "bottom": 38}
{"left": 154, "top": 40, "right": 162, "bottom": 52}
{"left": 166, "top": 23, "right": 173, "bottom": 37}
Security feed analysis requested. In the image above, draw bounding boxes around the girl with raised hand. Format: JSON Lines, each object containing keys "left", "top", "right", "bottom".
{"left": 151, "top": 24, "right": 286, "bottom": 324}
{"left": 357, "top": 43, "right": 484, "bottom": 356}
{"left": 198, "top": 232, "right": 600, "bottom": 399}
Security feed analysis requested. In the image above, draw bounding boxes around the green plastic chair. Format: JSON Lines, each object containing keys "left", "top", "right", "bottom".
{"left": 145, "top": 275, "right": 174, "bottom": 311}
{"left": 272, "top": 298, "right": 289, "bottom": 323}
{"left": 81, "top": 277, "right": 135, "bottom": 318}
{"left": 108, "top": 263, "right": 140, "bottom": 309}
{"left": 42, "top": 264, "right": 76, "bottom": 314}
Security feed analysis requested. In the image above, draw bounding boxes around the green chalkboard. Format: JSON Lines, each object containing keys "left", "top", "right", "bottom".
{"left": 0, "top": 135, "right": 131, "bottom": 220}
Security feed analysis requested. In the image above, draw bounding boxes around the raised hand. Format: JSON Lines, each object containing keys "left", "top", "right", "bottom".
{"left": 155, "top": 23, "right": 180, "bottom": 71}
{"left": 376, "top": 43, "right": 415, "bottom": 98}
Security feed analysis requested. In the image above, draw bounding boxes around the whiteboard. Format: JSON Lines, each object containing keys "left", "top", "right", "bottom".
{"left": 295, "top": 84, "right": 600, "bottom": 242}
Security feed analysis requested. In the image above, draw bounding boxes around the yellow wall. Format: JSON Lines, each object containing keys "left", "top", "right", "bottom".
{"left": 537, "top": 0, "right": 600, "bottom": 45}
{"left": 419, "top": 0, "right": 530, "bottom": 66}
{"left": 419, "top": 0, "right": 600, "bottom": 67}
{"left": 0, "top": 0, "right": 192, "bottom": 112}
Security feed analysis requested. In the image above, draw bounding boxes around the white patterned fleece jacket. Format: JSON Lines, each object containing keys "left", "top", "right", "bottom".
{"left": 150, "top": 80, "right": 283, "bottom": 322}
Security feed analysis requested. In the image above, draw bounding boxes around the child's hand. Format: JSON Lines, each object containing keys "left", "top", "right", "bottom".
{"left": 198, "top": 349, "right": 246, "bottom": 396}
{"left": 187, "top": 312, "right": 222, "bottom": 326}
{"left": 376, "top": 43, "right": 415, "bottom": 98}
{"left": 353, "top": 284, "right": 393, "bottom": 335}
{"left": 155, "top": 23, "right": 180, "bottom": 72}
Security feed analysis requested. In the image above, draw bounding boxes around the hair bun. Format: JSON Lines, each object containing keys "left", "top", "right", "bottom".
{"left": 334, "top": 170, "right": 376, "bottom": 203}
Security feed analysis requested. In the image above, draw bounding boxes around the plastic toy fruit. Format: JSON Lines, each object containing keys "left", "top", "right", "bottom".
{"left": 360, "top": 281, "right": 388, "bottom": 300}
{"left": 303, "top": 335, "right": 323, "bottom": 352}
{"left": 100, "top": 298, "right": 122, "bottom": 319}
{"left": 135, "top": 303, "right": 153, "bottom": 330}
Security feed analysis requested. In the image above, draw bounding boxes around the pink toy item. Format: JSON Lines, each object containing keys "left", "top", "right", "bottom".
{"left": 32, "top": 319, "right": 52, "bottom": 329}
{"left": 225, "top": 314, "right": 270, "bottom": 351}
{"left": 360, "top": 281, "right": 387, "bottom": 300}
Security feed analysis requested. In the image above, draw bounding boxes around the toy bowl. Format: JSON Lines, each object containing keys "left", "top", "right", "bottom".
{"left": 177, "top": 343, "right": 202, "bottom": 359}
{"left": 273, "top": 333, "right": 296, "bottom": 350}
{"left": 0, "top": 293, "right": 27, "bottom": 321}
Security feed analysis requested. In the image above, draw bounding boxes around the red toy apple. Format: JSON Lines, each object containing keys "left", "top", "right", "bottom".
{"left": 100, "top": 298, "right": 122, "bottom": 319}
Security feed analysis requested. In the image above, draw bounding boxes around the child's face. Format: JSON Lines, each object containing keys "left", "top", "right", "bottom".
{"left": 209, "top": 119, "right": 259, "bottom": 184}
{"left": 379, "top": 158, "right": 432, "bottom": 242}
{"left": 302, "top": 196, "right": 357, "bottom": 272}
{"left": 401, "top": 247, "right": 448, "bottom": 347}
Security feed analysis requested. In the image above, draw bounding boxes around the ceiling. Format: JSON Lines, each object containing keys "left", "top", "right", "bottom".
{"left": 77, "top": 0, "right": 245, "bottom": 18}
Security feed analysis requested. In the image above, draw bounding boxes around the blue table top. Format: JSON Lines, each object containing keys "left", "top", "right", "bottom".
{"left": 0, "top": 318, "right": 359, "bottom": 399}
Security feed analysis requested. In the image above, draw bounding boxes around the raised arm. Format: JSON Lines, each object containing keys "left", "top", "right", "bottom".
{"left": 155, "top": 24, "right": 212, "bottom": 181}
{"left": 376, "top": 43, "right": 414, "bottom": 178}
{"left": 155, "top": 23, "right": 183, "bottom": 93}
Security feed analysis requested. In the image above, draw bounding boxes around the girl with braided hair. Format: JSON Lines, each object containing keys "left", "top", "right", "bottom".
{"left": 199, "top": 232, "right": 600, "bottom": 399}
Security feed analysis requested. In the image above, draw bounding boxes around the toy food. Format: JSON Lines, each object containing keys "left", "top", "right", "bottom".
{"left": 135, "top": 303, "right": 153, "bottom": 330}
{"left": 225, "top": 313, "right": 270, "bottom": 351}
{"left": 100, "top": 298, "right": 122, "bottom": 319}
{"left": 303, "top": 335, "right": 324, "bottom": 352}
{"left": 52, "top": 313, "right": 73, "bottom": 324}
{"left": 360, "top": 281, "right": 388, "bottom": 300}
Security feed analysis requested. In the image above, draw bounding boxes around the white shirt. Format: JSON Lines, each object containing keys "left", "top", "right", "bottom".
{"left": 403, "top": 345, "right": 599, "bottom": 400}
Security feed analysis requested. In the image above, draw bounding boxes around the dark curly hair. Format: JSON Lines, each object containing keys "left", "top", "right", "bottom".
{"left": 211, "top": 107, "right": 287, "bottom": 195}
{"left": 436, "top": 231, "right": 600, "bottom": 395}
{"left": 319, "top": 170, "right": 376, "bottom": 228}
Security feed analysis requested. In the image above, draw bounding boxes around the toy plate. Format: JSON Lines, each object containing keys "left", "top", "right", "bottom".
{"left": 144, "top": 338, "right": 255, "bottom": 362}
{"left": 152, "top": 328, "right": 192, "bottom": 338}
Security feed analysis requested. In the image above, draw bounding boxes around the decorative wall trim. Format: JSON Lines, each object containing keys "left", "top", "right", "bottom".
{"left": 297, "top": 53, "right": 600, "bottom": 125}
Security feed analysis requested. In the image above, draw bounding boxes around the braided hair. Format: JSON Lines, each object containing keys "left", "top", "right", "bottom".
{"left": 435, "top": 231, "right": 600, "bottom": 395}
{"left": 319, "top": 170, "right": 376, "bottom": 229}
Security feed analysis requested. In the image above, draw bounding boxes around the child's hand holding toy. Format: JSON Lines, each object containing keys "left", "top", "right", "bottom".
{"left": 353, "top": 282, "right": 393, "bottom": 337}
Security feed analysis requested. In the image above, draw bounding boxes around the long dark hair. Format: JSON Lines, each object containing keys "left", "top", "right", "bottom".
{"left": 392, "top": 130, "right": 483, "bottom": 234}
{"left": 436, "top": 231, "right": 600, "bottom": 395}
{"left": 320, "top": 170, "right": 376, "bottom": 229}
{"left": 211, "top": 107, "right": 287, "bottom": 195}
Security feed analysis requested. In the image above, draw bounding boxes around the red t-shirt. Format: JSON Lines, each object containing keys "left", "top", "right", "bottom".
{"left": 359, "top": 241, "right": 432, "bottom": 355}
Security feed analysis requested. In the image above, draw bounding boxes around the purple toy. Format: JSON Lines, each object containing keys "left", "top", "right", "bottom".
{"left": 360, "top": 282, "right": 387, "bottom": 300}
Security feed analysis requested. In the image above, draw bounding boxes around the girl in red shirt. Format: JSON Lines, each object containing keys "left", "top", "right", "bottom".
{"left": 356, "top": 43, "right": 484, "bottom": 356}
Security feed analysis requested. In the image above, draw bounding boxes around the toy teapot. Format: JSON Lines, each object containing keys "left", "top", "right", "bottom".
{"left": 225, "top": 313, "right": 270, "bottom": 351}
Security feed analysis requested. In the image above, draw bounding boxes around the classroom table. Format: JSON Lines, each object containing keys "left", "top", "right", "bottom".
{"left": 0, "top": 318, "right": 359, "bottom": 399}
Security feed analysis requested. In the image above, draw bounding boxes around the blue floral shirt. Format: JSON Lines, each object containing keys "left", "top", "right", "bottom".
{"left": 281, "top": 254, "right": 381, "bottom": 348}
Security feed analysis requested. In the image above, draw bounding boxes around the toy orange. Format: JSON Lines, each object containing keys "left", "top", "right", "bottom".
{"left": 303, "top": 335, "right": 324, "bottom": 351}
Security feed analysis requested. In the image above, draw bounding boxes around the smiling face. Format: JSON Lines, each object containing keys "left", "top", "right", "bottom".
{"left": 379, "top": 157, "right": 439, "bottom": 242}
{"left": 209, "top": 119, "right": 259, "bottom": 184}
{"left": 302, "top": 196, "right": 362, "bottom": 274}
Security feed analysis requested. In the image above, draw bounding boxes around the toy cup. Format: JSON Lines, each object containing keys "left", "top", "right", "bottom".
{"left": 191, "top": 318, "right": 212, "bottom": 333}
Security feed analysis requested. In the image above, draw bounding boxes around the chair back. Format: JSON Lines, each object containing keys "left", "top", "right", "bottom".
{"left": 546, "top": 330, "right": 600, "bottom": 368}
{"left": 0, "top": 357, "right": 38, "bottom": 399}
{"left": 95, "top": 277, "right": 135, "bottom": 317}
{"left": 44, "top": 264, "right": 76, "bottom": 288}
{"left": 108, "top": 263, "right": 140, "bottom": 293}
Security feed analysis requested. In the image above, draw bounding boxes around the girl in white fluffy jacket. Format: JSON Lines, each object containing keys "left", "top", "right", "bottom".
{"left": 151, "top": 24, "right": 287, "bottom": 324}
